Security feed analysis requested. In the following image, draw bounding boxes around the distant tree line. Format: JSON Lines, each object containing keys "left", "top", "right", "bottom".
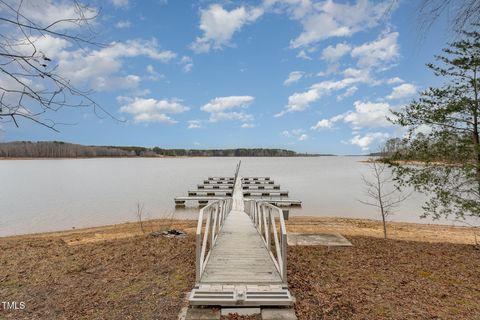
{"left": 0, "top": 141, "right": 135, "bottom": 158}
{"left": 373, "top": 133, "right": 470, "bottom": 164}
{"left": 0, "top": 141, "right": 318, "bottom": 158}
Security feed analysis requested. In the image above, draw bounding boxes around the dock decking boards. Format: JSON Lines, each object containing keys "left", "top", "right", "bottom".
{"left": 189, "top": 170, "right": 293, "bottom": 306}
{"left": 200, "top": 209, "right": 282, "bottom": 284}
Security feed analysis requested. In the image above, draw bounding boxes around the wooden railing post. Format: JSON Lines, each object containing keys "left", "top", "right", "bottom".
{"left": 266, "top": 207, "right": 271, "bottom": 252}
{"left": 282, "top": 232, "right": 287, "bottom": 284}
{"left": 195, "top": 232, "right": 201, "bottom": 283}
{"left": 243, "top": 201, "right": 289, "bottom": 285}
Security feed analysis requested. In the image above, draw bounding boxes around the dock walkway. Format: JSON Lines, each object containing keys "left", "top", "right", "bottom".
{"left": 189, "top": 164, "right": 293, "bottom": 306}
{"left": 200, "top": 178, "right": 281, "bottom": 284}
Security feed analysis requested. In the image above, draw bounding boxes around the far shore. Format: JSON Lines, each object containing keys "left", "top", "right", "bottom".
{"left": 0, "top": 156, "right": 208, "bottom": 160}
{"left": 0, "top": 155, "right": 341, "bottom": 160}
{"left": 3, "top": 216, "right": 477, "bottom": 246}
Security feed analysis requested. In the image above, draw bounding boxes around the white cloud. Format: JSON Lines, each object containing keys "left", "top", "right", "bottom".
{"left": 95, "top": 75, "right": 141, "bottom": 91}
{"left": 284, "top": 71, "right": 304, "bottom": 86}
{"left": 11, "top": 0, "right": 97, "bottom": 31}
{"left": 116, "top": 20, "right": 131, "bottom": 28}
{"left": 321, "top": 42, "right": 351, "bottom": 61}
{"left": 146, "top": 65, "right": 164, "bottom": 81}
{"left": 351, "top": 32, "right": 399, "bottom": 69}
{"left": 188, "top": 120, "right": 203, "bottom": 129}
{"left": 15, "top": 34, "right": 71, "bottom": 59}
{"left": 51, "top": 39, "right": 176, "bottom": 90}
{"left": 241, "top": 123, "right": 255, "bottom": 128}
{"left": 337, "top": 86, "right": 358, "bottom": 101}
{"left": 119, "top": 97, "right": 189, "bottom": 124}
{"left": 386, "top": 83, "right": 417, "bottom": 100}
{"left": 191, "top": 4, "right": 263, "bottom": 53}
{"left": 109, "top": 0, "right": 129, "bottom": 8}
{"left": 296, "top": 50, "right": 312, "bottom": 60}
{"left": 310, "top": 113, "right": 345, "bottom": 130}
{"left": 180, "top": 56, "right": 194, "bottom": 72}
{"left": 350, "top": 132, "right": 389, "bottom": 151}
{"left": 276, "top": 71, "right": 372, "bottom": 116}
{"left": 201, "top": 96, "right": 255, "bottom": 122}
{"left": 282, "top": 129, "right": 308, "bottom": 141}
{"left": 342, "top": 101, "right": 393, "bottom": 129}
{"left": 298, "top": 134, "right": 308, "bottom": 141}
{"left": 311, "top": 100, "right": 394, "bottom": 132}
{"left": 387, "top": 77, "right": 404, "bottom": 84}
{"left": 280, "top": 0, "right": 394, "bottom": 49}
{"left": 311, "top": 119, "right": 334, "bottom": 130}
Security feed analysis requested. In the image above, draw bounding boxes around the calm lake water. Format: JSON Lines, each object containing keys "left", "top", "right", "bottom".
{"left": 0, "top": 157, "right": 456, "bottom": 237}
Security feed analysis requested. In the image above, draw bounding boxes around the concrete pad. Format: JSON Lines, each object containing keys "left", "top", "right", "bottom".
{"left": 185, "top": 307, "right": 220, "bottom": 320}
{"left": 221, "top": 307, "right": 261, "bottom": 316}
{"left": 287, "top": 233, "right": 352, "bottom": 246}
{"left": 262, "top": 308, "right": 297, "bottom": 320}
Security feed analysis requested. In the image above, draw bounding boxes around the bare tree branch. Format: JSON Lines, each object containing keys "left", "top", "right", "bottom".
{"left": 0, "top": 0, "right": 114, "bottom": 131}
{"left": 359, "top": 158, "right": 411, "bottom": 239}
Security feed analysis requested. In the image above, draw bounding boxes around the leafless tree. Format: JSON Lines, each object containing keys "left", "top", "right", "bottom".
{"left": 0, "top": 0, "right": 111, "bottom": 131}
{"left": 135, "top": 201, "right": 146, "bottom": 235}
{"left": 418, "top": 0, "right": 480, "bottom": 36}
{"left": 359, "top": 159, "right": 411, "bottom": 239}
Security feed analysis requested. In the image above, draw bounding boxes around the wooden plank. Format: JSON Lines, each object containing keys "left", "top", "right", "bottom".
{"left": 243, "top": 191, "right": 289, "bottom": 197}
{"left": 200, "top": 210, "right": 282, "bottom": 284}
{"left": 204, "top": 180, "right": 234, "bottom": 185}
{"left": 198, "top": 184, "right": 233, "bottom": 189}
{"left": 189, "top": 190, "right": 233, "bottom": 196}
{"left": 208, "top": 177, "right": 234, "bottom": 181}
{"left": 175, "top": 196, "right": 224, "bottom": 201}
{"left": 243, "top": 181, "right": 275, "bottom": 185}
{"left": 242, "top": 185, "right": 281, "bottom": 190}
{"left": 199, "top": 176, "right": 282, "bottom": 285}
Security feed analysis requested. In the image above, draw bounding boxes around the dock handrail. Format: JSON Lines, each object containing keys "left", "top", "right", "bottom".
{"left": 244, "top": 199, "right": 288, "bottom": 285}
{"left": 195, "top": 198, "right": 233, "bottom": 283}
{"left": 232, "top": 160, "right": 241, "bottom": 192}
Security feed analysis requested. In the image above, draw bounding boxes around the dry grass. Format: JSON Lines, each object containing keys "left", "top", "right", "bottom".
{"left": 5, "top": 216, "right": 476, "bottom": 246}
{"left": 0, "top": 233, "right": 195, "bottom": 319}
{"left": 1, "top": 217, "right": 478, "bottom": 319}
{"left": 287, "top": 216, "right": 478, "bottom": 245}
{"left": 289, "top": 236, "right": 480, "bottom": 319}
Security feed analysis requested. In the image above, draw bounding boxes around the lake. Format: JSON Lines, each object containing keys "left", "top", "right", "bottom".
{"left": 0, "top": 157, "right": 454, "bottom": 237}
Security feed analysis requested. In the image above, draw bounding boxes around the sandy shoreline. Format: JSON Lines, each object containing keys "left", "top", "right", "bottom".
{"left": 2, "top": 216, "right": 477, "bottom": 246}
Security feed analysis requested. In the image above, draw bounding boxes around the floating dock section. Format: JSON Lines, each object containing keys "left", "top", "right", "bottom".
{"left": 174, "top": 165, "right": 301, "bottom": 207}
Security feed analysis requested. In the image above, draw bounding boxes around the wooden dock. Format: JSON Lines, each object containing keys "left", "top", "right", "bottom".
{"left": 187, "top": 162, "right": 294, "bottom": 306}
{"left": 175, "top": 168, "right": 300, "bottom": 207}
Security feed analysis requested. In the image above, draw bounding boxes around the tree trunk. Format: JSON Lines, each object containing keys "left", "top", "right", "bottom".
{"left": 472, "top": 68, "right": 480, "bottom": 195}
{"left": 381, "top": 209, "right": 387, "bottom": 239}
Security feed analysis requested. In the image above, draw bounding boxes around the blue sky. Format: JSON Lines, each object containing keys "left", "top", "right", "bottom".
{"left": 1, "top": 0, "right": 451, "bottom": 154}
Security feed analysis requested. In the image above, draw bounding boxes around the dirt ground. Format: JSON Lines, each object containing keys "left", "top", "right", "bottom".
{"left": 288, "top": 216, "right": 479, "bottom": 245}
{"left": 11, "top": 216, "right": 477, "bottom": 246}
{"left": 1, "top": 218, "right": 479, "bottom": 319}
{"left": 289, "top": 237, "right": 480, "bottom": 320}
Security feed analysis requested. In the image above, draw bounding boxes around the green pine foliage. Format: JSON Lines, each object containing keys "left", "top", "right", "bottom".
{"left": 388, "top": 27, "right": 480, "bottom": 220}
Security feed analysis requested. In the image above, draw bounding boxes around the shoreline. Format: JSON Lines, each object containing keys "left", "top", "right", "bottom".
{"left": 0, "top": 155, "right": 338, "bottom": 160}
{"left": 0, "top": 156, "right": 205, "bottom": 160}
{"left": 2, "top": 216, "right": 477, "bottom": 246}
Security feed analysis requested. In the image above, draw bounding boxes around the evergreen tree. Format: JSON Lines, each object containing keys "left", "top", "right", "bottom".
{"left": 389, "top": 28, "right": 480, "bottom": 221}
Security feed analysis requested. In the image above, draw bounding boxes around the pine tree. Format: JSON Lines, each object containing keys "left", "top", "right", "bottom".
{"left": 389, "top": 27, "right": 480, "bottom": 221}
